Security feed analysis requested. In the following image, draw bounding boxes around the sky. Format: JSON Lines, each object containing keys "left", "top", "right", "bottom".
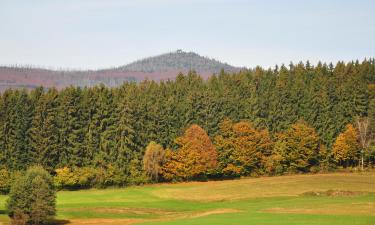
{"left": 0, "top": 0, "right": 374, "bottom": 70}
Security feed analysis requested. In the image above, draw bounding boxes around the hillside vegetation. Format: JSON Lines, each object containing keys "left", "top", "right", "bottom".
{"left": 0, "top": 59, "right": 375, "bottom": 190}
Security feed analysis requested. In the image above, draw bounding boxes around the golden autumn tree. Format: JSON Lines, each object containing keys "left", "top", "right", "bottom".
{"left": 332, "top": 124, "right": 360, "bottom": 167}
{"left": 161, "top": 124, "right": 217, "bottom": 180}
{"left": 273, "top": 120, "right": 322, "bottom": 173}
{"left": 160, "top": 149, "right": 183, "bottom": 181}
{"left": 215, "top": 119, "right": 273, "bottom": 177}
{"left": 143, "top": 142, "right": 165, "bottom": 182}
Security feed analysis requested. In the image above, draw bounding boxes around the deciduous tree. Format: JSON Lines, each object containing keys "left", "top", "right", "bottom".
{"left": 273, "top": 120, "right": 322, "bottom": 173}
{"left": 332, "top": 124, "right": 360, "bottom": 167}
{"left": 143, "top": 142, "right": 165, "bottom": 182}
{"left": 162, "top": 125, "right": 217, "bottom": 180}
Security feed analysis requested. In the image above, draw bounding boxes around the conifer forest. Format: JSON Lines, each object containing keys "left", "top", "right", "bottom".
{"left": 1, "top": 60, "right": 375, "bottom": 191}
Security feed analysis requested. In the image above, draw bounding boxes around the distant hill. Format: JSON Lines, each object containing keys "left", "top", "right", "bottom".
{"left": 115, "top": 50, "right": 238, "bottom": 73}
{"left": 0, "top": 50, "right": 240, "bottom": 91}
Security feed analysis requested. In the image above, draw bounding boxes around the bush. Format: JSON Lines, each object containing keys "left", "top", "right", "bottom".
{"left": 0, "top": 168, "right": 10, "bottom": 194}
{"left": 76, "top": 167, "right": 97, "bottom": 187}
{"left": 54, "top": 167, "right": 77, "bottom": 189}
{"left": 309, "top": 166, "right": 321, "bottom": 174}
{"left": 6, "top": 166, "right": 56, "bottom": 225}
{"left": 54, "top": 167, "right": 97, "bottom": 189}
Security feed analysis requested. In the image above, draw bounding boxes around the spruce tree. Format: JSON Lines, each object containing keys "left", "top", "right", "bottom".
{"left": 30, "top": 89, "right": 60, "bottom": 172}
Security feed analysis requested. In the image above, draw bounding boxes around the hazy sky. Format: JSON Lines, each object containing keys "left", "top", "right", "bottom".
{"left": 1, "top": 0, "right": 374, "bottom": 69}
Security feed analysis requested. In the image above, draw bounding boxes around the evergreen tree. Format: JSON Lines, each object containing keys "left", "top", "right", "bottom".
{"left": 7, "top": 166, "right": 56, "bottom": 225}
{"left": 30, "top": 89, "right": 60, "bottom": 172}
{"left": 57, "top": 87, "right": 86, "bottom": 167}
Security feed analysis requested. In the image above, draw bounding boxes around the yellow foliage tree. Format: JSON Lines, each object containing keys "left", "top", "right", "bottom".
{"left": 332, "top": 124, "right": 360, "bottom": 167}
{"left": 54, "top": 167, "right": 77, "bottom": 188}
{"left": 273, "top": 120, "right": 322, "bottom": 173}
{"left": 143, "top": 141, "right": 165, "bottom": 182}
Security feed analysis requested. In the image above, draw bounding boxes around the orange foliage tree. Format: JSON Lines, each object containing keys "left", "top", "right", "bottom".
{"left": 161, "top": 124, "right": 217, "bottom": 180}
{"left": 332, "top": 124, "right": 360, "bottom": 167}
{"left": 215, "top": 119, "right": 273, "bottom": 177}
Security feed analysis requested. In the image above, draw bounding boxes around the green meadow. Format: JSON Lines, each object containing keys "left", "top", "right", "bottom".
{"left": 1, "top": 173, "right": 375, "bottom": 225}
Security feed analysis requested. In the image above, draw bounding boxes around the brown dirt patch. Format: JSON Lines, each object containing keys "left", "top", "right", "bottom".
{"left": 67, "top": 218, "right": 142, "bottom": 225}
{"left": 61, "top": 207, "right": 177, "bottom": 216}
{"left": 64, "top": 208, "right": 241, "bottom": 224}
{"left": 300, "top": 190, "right": 366, "bottom": 197}
{"left": 188, "top": 208, "right": 241, "bottom": 218}
{"left": 325, "top": 190, "right": 364, "bottom": 197}
{"left": 263, "top": 202, "right": 375, "bottom": 216}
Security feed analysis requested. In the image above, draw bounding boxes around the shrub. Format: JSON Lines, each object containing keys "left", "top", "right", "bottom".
{"left": 75, "top": 167, "right": 97, "bottom": 187}
{"left": 0, "top": 168, "right": 10, "bottom": 194}
{"left": 54, "top": 167, "right": 77, "bottom": 189}
{"left": 55, "top": 167, "right": 98, "bottom": 189}
{"left": 7, "top": 166, "right": 56, "bottom": 225}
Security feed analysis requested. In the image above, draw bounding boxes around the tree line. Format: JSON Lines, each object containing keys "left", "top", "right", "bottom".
{"left": 0, "top": 59, "right": 375, "bottom": 191}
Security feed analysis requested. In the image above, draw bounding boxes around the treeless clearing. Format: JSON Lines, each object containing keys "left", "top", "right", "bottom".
{"left": 1, "top": 172, "right": 375, "bottom": 225}
{"left": 152, "top": 173, "right": 375, "bottom": 201}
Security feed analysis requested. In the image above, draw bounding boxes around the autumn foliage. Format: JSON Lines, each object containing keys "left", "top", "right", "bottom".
{"left": 215, "top": 119, "right": 272, "bottom": 176}
{"left": 143, "top": 142, "right": 165, "bottom": 182}
{"left": 332, "top": 124, "right": 360, "bottom": 167}
{"left": 272, "top": 120, "right": 322, "bottom": 173}
{"left": 161, "top": 124, "right": 218, "bottom": 180}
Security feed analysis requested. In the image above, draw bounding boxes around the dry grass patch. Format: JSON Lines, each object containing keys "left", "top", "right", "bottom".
{"left": 300, "top": 190, "right": 367, "bottom": 197}
{"left": 152, "top": 173, "right": 375, "bottom": 201}
{"left": 263, "top": 202, "right": 375, "bottom": 216}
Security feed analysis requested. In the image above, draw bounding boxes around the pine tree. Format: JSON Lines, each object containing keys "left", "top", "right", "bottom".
{"left": 9, "top": 90, "right": 33, "bottom": 170}
{"left": 114, "top": 91, "right": 137, "bottom": 178}
{"left": 30, "top": 89, "right": 60, "bottom": 172}
{"left": 57, "top": 87, "right": 86, "bottom": 167}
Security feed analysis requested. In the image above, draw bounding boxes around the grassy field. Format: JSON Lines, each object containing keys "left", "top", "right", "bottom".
{"left": 1, "top": 172, "right": 375, "bottom": 225}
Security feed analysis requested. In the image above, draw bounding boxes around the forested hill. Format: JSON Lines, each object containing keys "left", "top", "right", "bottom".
{"left": 1, "top": 59, "right": 375, "bottom": 189}
{"left": 0, "top": 50, "right": 239, "bottom": 92}
{"left": 114, "top": 50, "right": 238, "bottom": 73}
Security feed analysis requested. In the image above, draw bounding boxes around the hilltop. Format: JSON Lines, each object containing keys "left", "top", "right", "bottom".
{"left": 0, "top": 50, "right": 240, "bottom": 91}
{"left": 115, "top": 50, "right": 238, "bottom": 73}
